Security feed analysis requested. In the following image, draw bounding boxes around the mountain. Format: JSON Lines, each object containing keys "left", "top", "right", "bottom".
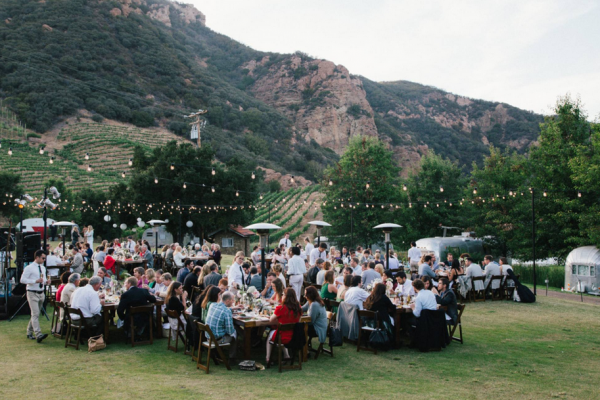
{"left": 0, "top": 0, "right": 543, "bottom": 185}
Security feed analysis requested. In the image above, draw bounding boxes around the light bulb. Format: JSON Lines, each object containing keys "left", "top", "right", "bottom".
{"left": 212, "top": 167, "right": 215, "bottom": 176}
{"left": 121, "top": 171, "right": 126, "bottom": 178}
{"left": 87, "top": 165, "right": 92, "bottom": 172}
{"left": 128, "top": 158, "right": 133, "bottom": 166}
{"left": 366, "top": 180, "right": 370, "bottom": 190}
{"left": 578, "top": 191, "right": 582, "bottom": 198}
{"left": 170, "top": 163, "right": 175, "bottom": 171}
{"left": 260, "top": 193, "right": 263, "bottom": 200}
{"left": 8, "top": 148, "right": 12, "bottom": 156}
{"left": 236, "top": 190, "right": 239, "bottom": 197}
{"left": 85, "top": 153, "right": 89, "bottom": 160}
{"left": 439, "top": 186, "right": 444, "bottom": 192}
{"left": 329, "top": 179, "right": 333, "bottom": 186}
{"left": 251, "top": 172, "right": 255, "bottom": 180}
{"left": 403, "top": 184, "right": 407, "bottom": 191}
{"left": 50, "top": 157, "right": 54, "bottom": 164}
{"left": 154, "top": 177, "right": 158, "bottom": 184}
{"left": 211, "top": 186, "right": 215, "bottom": 193}
{"left": 543, "top": 189, "right": 548, "bottom": 197}
{"left": 473, "top": 187, "right": 478, "bottom": 195}
{"left": 290, "top": 176, "right": 295, "bottom": 184}
{"left": 39, "top": 147, "right": 45, "bottom": 155}
{"left": 183, "top": 182, "right": 187, "bottom": 189}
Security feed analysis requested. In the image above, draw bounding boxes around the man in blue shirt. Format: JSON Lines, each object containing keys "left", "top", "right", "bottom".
{"left": 205, "top": 291, "right": 238, "bottom": 363}
{"left": 419, "top": 255, "right": 437, "bottom": 280}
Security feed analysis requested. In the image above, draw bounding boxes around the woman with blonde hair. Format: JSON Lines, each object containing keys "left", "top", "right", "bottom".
{"left": 374, "top": 263, "right": 385, "bottom": 277}
{"left": 173, "top": 245, "right": 184, "bottom": 268}
{"left": 271, "top": 263, "right": 286, "bottom": 288}
{"left": 201, "top": 244, "right": 210, "bottom": 256}
{"left": 316, "top": 261, "right": 332, "bottom": 285}
{"left": 197, "top": 261, "right": 213, "bottom": 288}
{"left": 161, "top": 244, "right": 170, "bottom": 258}
{"left": 85, "top": 225, "right": 94, "bottom": 248}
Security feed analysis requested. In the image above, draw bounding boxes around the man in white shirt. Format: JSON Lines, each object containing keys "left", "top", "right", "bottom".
{"left": 227, "top": 255, "right": 246, "bottom": 289}
{"left": 394, "top": 271, "right": 415, "bottom": 297}
{"left": 70, "top": 276, "right": 105, "bottom": 336}
{"left": 344, "top": 276, "right": 369, "bottom": 310}
{"left": 286, "top": 247, "right": 306, "bottom": 301}
{"left": 387, "top": 250, "right": 400, "bottom": 271}
{"left": 335, "top": 266, "right": 353, "bottom": 287}
{"left": 304, "top": 237, "right": 314, "bottom": 262}
{"left": 251, "top": 246, "right": 261, "bottom": 265}
{"left": 309, "top": 242, "right": 327, "bottom": 266}
{"left": 46, "top": 251, "right": 62, "bottom": 277}
{"left": 126, "top": 236, "right": 136, "bottom": 253}
{"left": 20, "top": 250, "right": 49, "bottom": 342}
{"left": 483, "top": 255, "right": 502, "bottom": 290}
{"left": 278, "top": 233, "right": 292, "bottom": 249}
{"left": 465, "top": 257, "right": 485, "bottom": 290}
{"left": 349, "top": 257, "right": 362, "bottom": 276}
{"left": 410, "top": 279, "right": 438, "bottom": 317}
{"left": 408, "top": 242, "right": 422, "bottom": 274}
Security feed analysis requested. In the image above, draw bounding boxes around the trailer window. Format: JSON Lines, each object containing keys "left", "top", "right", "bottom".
{"left": 591, "top": 266, "right": 596, "bottom": 277}
{"left": 576, "top": 265, "right": 589, "bottom": 276}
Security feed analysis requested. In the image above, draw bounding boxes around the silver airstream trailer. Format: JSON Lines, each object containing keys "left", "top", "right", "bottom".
{"left": 565, "top": 246, "right": 600, "bottom": 293}
{"left": 415, "top": 235, "right": 486, "bottom": 262}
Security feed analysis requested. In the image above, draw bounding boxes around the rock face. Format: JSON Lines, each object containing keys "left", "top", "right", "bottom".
{"left": 247, "top": 55, "right": 378, "bottom": 155}
{"left": 112, "top": 0, "right": 206, "bottom": 27}
{"left": 259, "top": 167, "right": 312, "bottom": 191}
{"left": 42, "top": 24, "right": 53, "bottom": 32}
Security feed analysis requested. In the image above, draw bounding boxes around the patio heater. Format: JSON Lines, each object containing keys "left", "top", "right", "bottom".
{"left": 373, "top": 223, "right": 402, "bottom": 270}
{"left": 54, "top": 222, "right": 75, "bottom": 257}
{"left": 308, "top": 220, "right": 331, "bottom": 247}
{"left": 147, "top": 219, "right": 166, "bottom": 256}
{"left": 244, "top": 223, "right": 281, "bottom": 290}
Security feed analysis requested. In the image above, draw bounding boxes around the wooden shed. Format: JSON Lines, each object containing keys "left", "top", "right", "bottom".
{"left": 209, "top": 225, "right": 255, "bottom": 256}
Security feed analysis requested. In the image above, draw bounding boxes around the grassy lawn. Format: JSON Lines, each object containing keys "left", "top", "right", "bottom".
{"left": 1, "top": 295, "right": 599, "bottom": 400}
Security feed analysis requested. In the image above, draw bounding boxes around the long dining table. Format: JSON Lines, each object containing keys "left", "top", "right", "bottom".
{"left": 101, "top": 298, "right": 164, "bottom": 344}
{"left": 233, "top": 313, "right": 311, "bottom": 361}
{"left": 393, "top": 305, "right": 414, "bottom": 347}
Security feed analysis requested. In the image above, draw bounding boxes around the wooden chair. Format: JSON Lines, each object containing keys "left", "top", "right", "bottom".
{"left": 357, "top": 309, "right": 379, "bottom": 355}
{"left": 309, "top": 311, "right": 335, "bottom": 359}
{"left": 51, "top": 300, "right": 67, "bottom": 339}
{"left": 323, "top": 299, "right": 340, "bottom": 312}
{"left": 166, "top": 310, "right": 189, "bottom": 354}
{"left": 448, "top": 304, "right": 465, "bottom": 344}
{"left": 191, "top": 286, "right": 202, "bottom": 303}
{"left": 129, "top": 304, "right": 154, "bottom": 347}
{"left": 195, "top": 322, "right": 232, "bottom": 374}
{"left": 504, "top": 274, "right": 520, "bottom": 300}
{"left": 65, "top": 307, "right": 92, "bottom": 350}
{"left": 267, "top": 323, "right": 303, "bottom": 373}
{"left": 469, "top": 277, "right": 487, "bottom": 302}
{"left": 489, "top": 275, "right": 504, "bottom": 300}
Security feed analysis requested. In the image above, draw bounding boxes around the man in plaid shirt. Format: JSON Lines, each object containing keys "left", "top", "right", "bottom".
{"left": 205, "top": 291, "right": 238, "bottom": 362}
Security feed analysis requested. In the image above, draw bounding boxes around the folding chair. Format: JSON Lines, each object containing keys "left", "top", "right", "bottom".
{"left": 323, "top": 299, "right": 340, "bottom": 312}
{"left": 195, "top": 322, "right": 232, "bottom": 374}
{"left": 267, "top": 323, "right": 303, "bottom": 373}
{"left": 448, "top": 304, "right": 465, "bottom": 344}
{"left": 65, "top": 307, "right": 92, "bottom": 350}
{"left": 504, "top": 274, "right": 519, "bottom": 300}
{"left": 129, "top": 304, "right": 154, "bottom": 347}
{"left": 166, "top": 310, "right": 189, "bottom": 354}
{"left": 309, "top": 311, "right": 335, "bottom": 359}
{"left": 489, "top": 275, "right": 504, "bottom": 300}
{"left": 470, "top": 277, "right": 487, "bottom": 302}
{"left": 357, "top": 310, "right": 379, "bottom": 355}
{"left": 51, "top": 300, "right": 67, "bottom": 339}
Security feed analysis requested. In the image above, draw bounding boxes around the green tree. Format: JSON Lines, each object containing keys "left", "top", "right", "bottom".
{"left": 0, "top": 172, "right": 24, "bottom": 221}
{"left": 322, "top": 136, "right": 401, "bottom": 247}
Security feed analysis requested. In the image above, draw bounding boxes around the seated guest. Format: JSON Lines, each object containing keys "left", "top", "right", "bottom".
{"left": 335, "top": 266, "right": 353, "bottom": 287}
{"left": 148, "top": 269, "right": 162, "bottom": 293}
{"left": 266, "top": 287, "right": 302, "bottom": 365}
{"left": 465, "top": 257, "right": 485, "bottom": 290}
{"left": 260, "top": 273, "right": 276, "bottom": 299}
{"left": 203, "top": 262, "right": 222, "bottom": 288}
{"left": 307, "top": 258, "right": 323, "bottom": 284}
{"left": 320, "top": 270, "right": 338, "bottom": 300}
{"left": 422, "top": 275, "right": 439, "bottom": 296}
{"left": 56, "top": 271, "right": 72, "bottom": 302}
{"left": 249, "top": 266, "right": 264, "bottom": 291}
{"left": 69, "top": 276, "right": 105, "bottom": 336}
{"left": 184, "top": 266, "right": 202, "bottom": 299}
{"left": 165, "top": 281, "right": 187, "bottom": 335}
{"left": 141, "top": 245, "right": 153, "bottom": 269}
{"left": 144, "top": 269, "right": 156, "bottom": 290}
{"left": 410, "top": 279, "right": 438, "bottom": 317}
{"left": 218, "top": 278, "right": 228, "bottom": 293}
{"left": 134, "top": 267, "right": 148, "bottom": 288}
{"left": 200, "top": 286, "right": 220, "bottom": 323}
{"left": 499, "top": 257, "right": 514, "bottom": 286}
{"left": 271, "top": 263, "right": 286, "bottom": 288}
{"left": 361, "top": 261, "right": 382, "bottom": 287}
{"left": 344, "top": 275, "right": 369, "bottom": 310}
{"left": 447, "top": 259, "right": 464, "bottom": 283}
{"left": 95, "top": 246, "right": 106, "bottom": 264}
{"left": 394, "top": 271, "right": 415, "bottom": 297}
{"left": 192, "top": 285, "right": 213, "bottom": 321}
{"left": 155, "top": 272, "right": 172, "bottom": 298}
{"left": 374, "top": 263, "right": 385, "bottom": 278}
{"left": 302, "top": 286, "right": 328, "bottom": 346}
{"left": 173, "top": 246, "right": 185, "bottom": 269}
{"left": 177, "top": 259, "right": 194, "bottom": 284}
{"left": 78, "top": 278, "right": 89, "bottom": 287}
{"left": 337, "top": 274, "right": 353, "bottom": 301}
{"left": 46, "top": 251, "right": 62, "bottom": 277}
{"left": 316, "top": 261, "right": 332, "bottom": 285}
{"left": 117, "top": 276, "right": 156, "bottom": 335}
{"left": 483, "top": 255, "right": 502, "bottom": 291}
{"left": 84, "top": 243, "right": 93, "bottom": 263}
{"left": 418, "top": 255, "right": 436, "bottom": 280}
{"left": 97, "top": 267, "right": 111, "bottom": 286}
{"left": 205, "top": 291, "right": 238, "bottom": 363}
{"left": 364, "top": 282, "right": 396, "bottom": 347}
{"left": 251, "top": 245, "right": 261, "bottom": 265}
{"left": 436, "top": 278, "right": 457, "bottom": 325}
{"left": 71, "top": 247, "right": 84, "bottom": 274}
{"left": 350, "top": 257, "right": 362, "bottom": 276}
{"left": 103, "top": 248, "right": 116, "bottom": 276}
{"left": 267, "top": 277, "right": 284, "bottom": 304}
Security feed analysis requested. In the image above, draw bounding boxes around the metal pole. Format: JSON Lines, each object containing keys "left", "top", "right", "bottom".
{"left": 155, "top": 226, "right": 158, "bottom": 256}
{"left": 531, "top": 189, "right": 536, "bottom": 296}
{"left": 386, "top": 241, "right": 390, "bottom": 270}
{"left": 43, "top": 188, "right": 47, "bottom": 267}
{"left": 62, "top": 229, "right": 66, "bottom": 257}
{"left": 317, "top": 227, "right": 321, "bottom": 247}
{"left": 351, "top": 206, "right": 354, "bottom": 249}
{"left": 178, "top": 199, "right": 182, "bottom": 244}
{"left": 261, "top": 240, "right": 266, "bottom": 291}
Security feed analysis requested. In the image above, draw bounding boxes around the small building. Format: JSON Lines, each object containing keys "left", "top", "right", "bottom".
{"left": 565, "top": 246, "right": 600, "bottom": 293}
{"left": 208, "top": 225, "right": 255, "bottom": 256}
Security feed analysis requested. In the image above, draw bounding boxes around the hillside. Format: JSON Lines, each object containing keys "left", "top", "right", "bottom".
{"left": 0, "top": 0, "right": 543, "bottom": 184}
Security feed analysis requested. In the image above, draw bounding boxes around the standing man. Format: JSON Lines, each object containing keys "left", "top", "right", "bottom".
{"left": 304, "top": 237, "right": 314, "bottom": 262}
{"left": 21, "top": 250, "right": 49, "bottom": 342}
{"left": 309, "top": 242, "right": 327, "bottom": 266}
{"left": 408, "top": 242, "right": 422, "bottom": 275}
{"left": 278, "top": 233, "right": 292, "bottom": 249}
{"left": 286, "top": 246, "right": 306, "bottom": 301}
{"left": 126, "top": 236, "right": 136, "bottom": 253}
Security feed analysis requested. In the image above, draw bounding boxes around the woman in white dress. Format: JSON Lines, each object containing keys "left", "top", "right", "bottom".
{"left": 85, "top": 225, "right": 94, "bottom": 248}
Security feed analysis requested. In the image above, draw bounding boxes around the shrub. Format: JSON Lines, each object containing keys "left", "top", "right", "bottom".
{"left": 512, "top": 264, "right": 564, "bottom": 288}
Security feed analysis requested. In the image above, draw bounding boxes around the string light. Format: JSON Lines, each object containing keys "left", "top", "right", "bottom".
{"left": 290, "top": 176, "right": 295, "bottom": 184}
{"left": 473, "top": 187, "right": 478, "bottom": 195}
{"left": 49, "top": 157, "right": 54, "bottom": 164}
{"left": 439, "top": 186, "right": 444, "bottom": 192}
{"left": 509, "top": 189, "right": 513, "bottom": 196}
{"left": 39, "top": 147, "right": 45, "bottom": 155}
{"left": 8, "top": 147, "right": 12, "bottom": 156}
{"left": 211, "top": 186, "right": 215, "bottom": 193}
{"left": 212, "top": 167, "right": 216, "bottom": 176}
{"left": 366, "top": 180, "right": 370, "bottom": 190}
{"left": 251, "top": 171, "right": 255, "bottom": 180}
{"left": 329, "top": 179, "right": 333, "bottom": 186}
{"left": 87, "top": 165, "right": 92, "bottom": 172}
{"left": 236, "top": 190, "right": 239, "bottom": 197}
{"left": 85, "top": 153, "right": 89, "bottom": 160}
{"left": 543, "top": 189, "right": 548, "bottom": 197}
{"left": 170, "top": 163, "right": 175, "bottom": 171}
{"left": 129, "top": 158, "right": 133, "bottom": 166}
{"left": 259, "top": 193, "right": 263, "bottom": 200}
{"left": 578, "top": 191, "right": 582, "bottom": 198}
{"left": 121, "top": 171, "right": 126, "bottom": 178}
{"left": 183, "top": 182, "right": 187, "bottom": 189}
{"left": 154, "top": 177, "right": 158, "bottom": 184}
{"left": 403, "top": 184, "right": 407, "bottom": 191}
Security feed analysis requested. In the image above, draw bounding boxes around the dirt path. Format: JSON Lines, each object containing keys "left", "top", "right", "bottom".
{"left": 535, "top": 288, "right": 600, "bottom": 305}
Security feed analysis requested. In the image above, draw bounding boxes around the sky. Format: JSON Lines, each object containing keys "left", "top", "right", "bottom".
{"left": 189, "top": 0, "right": 600, "bottom": 119}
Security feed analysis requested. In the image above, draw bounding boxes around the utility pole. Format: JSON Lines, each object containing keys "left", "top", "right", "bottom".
{"left": 184, "top": 109, "right": 208, "bottom": 148}
{"left": 531, "top": 189, "right": 537, "bottom": 296}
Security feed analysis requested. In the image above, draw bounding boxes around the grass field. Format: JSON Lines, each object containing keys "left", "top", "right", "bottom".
{"left": 1, "top": 295, "right": 599, "bottom": 400}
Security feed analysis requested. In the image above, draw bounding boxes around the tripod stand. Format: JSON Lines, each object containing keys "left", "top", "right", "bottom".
{"left": 8, "top": 280, "right": 51, "bottom": 322}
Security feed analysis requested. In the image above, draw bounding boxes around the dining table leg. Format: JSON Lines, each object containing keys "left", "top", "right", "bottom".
{"left": 243, "top": 326, "right": 253, "bottom": 360}
{"left": 302, "top": 323, "right": 308, "bottom": 362}
{"left": 394, "top": 312, "right": 402, "bottom": 349}
{"left": 155, "top": 303, "right": 162, "bottom": 339}
{"left": 103, "top": 309, "right": 110, "bottom": 344}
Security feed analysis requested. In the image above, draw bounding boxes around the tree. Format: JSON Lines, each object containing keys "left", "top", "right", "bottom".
{"left": 399, "top": 151, "right": 467, "bottom": 242}
{"left": 321, "top": 136, "right": 401, "bottom": 247}
{"left": 529, "top": 95, "right": 594, "bottom": 260}
{"left": 0, "top": 172, "right": 24, "bottom": 221}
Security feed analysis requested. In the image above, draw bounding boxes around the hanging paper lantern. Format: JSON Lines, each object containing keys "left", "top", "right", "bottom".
{"left": 112, "top": 223, "right": 117, "bottom": 228}
{"left": 186, "top": 220, "right": 193, "bottom": 228}
{"left": 137, "top": 221, "right": 144, "bottom": 227}
{"left": 120, "top": 224, "right": 127, "bottom": 230}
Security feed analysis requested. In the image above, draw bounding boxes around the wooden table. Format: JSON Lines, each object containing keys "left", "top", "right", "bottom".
{"left": 394, "top": 305, "right": 413, "bottom": 347}
{"left": 115, "top": 260, "right": 146, "bottom": 277}
{"left": 182, "top": 256, "right": 209, "bottom": 263}
{"left": 102, "top": 299, "right": 164, "bottom": 344}
{"left": 233, "top": 314, "right": 311, "bottom": 361}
